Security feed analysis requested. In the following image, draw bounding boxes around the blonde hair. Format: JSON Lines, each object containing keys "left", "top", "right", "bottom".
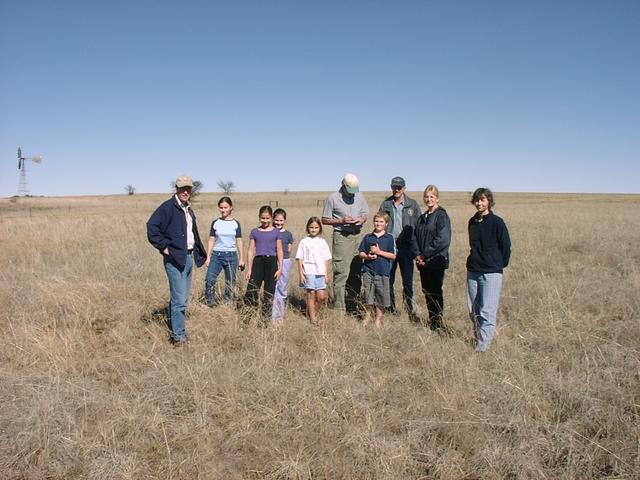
{"left": 423, "top": 185, "right": 440, "bottom": 198}
{"left": 373, "top": 211, "right": 390, "bottom": 224}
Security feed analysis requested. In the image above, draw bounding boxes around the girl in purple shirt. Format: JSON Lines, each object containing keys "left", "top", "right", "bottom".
{"left": 243, "top": 205, "right": 283, "bottom": 320}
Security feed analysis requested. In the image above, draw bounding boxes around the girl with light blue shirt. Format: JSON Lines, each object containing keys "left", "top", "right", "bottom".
{"left": 205, "top": 197, "right": 244, "bottom": 306}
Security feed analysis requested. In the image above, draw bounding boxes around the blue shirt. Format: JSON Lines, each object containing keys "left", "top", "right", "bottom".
{"left": 358, "top": 232, "right": 396, "bottom": 276}
{"left": 209, "top": 218, "right": 242, "bottom": 252}
{"left": 278, "top": 230, "right": 294, "bottom": 259}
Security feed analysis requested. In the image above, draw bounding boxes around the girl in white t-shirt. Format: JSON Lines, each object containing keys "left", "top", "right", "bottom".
{"left": 295, "top": 216, "right": 332, "bottom": 325}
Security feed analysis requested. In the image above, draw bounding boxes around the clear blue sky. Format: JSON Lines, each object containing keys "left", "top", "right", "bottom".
{"left": 1, "top": 0, "right": 639, "bottom": 197}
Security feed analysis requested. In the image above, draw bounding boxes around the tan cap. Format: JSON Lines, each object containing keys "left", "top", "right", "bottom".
{"left": 175, "top": 175, "right": 193, "bottom": 188}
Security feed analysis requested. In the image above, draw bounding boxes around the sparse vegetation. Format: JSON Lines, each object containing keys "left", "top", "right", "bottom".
{"left": 0, "top": 191, "right": 638, "bottom": 479}
{"left": 217, "top": 180, "right": 235, "bottom": 194}
{"left": 125, "top": 184, "right": 136, "bottom": 195}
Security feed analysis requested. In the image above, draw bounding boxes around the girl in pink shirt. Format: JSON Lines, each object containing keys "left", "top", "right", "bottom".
{"left": 295, "top": 216, "right": 332, "bottom": 325}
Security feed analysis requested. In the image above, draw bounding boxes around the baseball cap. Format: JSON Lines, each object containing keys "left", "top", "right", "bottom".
{"left": 342, "top": 173, "right": 359, "bottom": 194}
{"left": 175, "top": 175, "right": 193, "bottom": 188}
{"left": 390, "top": 176, "right": 406, "bottom": 188}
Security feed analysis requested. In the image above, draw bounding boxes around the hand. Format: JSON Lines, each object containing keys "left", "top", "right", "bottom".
{"left": 299, "top": 272, "right": 306, "bottom": 287}
{"left": 238, "top": 261, "right": 245, "bottom": 271}
{"left": 416, "top": 255, "right": 426, "bottom": 267}
{"left": 245, "top": 269, "right": 252, "bottom": 280}
{"left": 370, "top": 244, "right": 380, "bottom": 254}
{"left": 343, "top": 215, "right": 354, "bottom": 224}
{"left": 353, "top": 216, "right": 364, "bottom": 226}
{"left": 162, "top": 247, "right": 169, "bottom": 256}
{"left": 274, "top": 269, "right": 282, "bottom": 281}
{"left": 205, "top": 256, "right": 211, "bottom": 267}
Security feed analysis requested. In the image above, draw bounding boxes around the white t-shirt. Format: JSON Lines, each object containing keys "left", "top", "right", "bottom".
{"left": 295, "top": 236, "right": 332, "bottom": 275}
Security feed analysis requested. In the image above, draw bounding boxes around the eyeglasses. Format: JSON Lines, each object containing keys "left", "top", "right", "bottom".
{"left": 391, "top": 185, "right": 404, "bottom": 190}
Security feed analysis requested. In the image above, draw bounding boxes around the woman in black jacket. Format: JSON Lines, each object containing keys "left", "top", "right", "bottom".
{"left": 466, "top": 187, "right": 511, "bottom": 352}
{"left": 414, "top": 185, "right": 451, "bottom": 330}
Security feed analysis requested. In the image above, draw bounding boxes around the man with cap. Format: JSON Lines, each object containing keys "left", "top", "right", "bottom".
{"left": 378, "top": 176, "right": 420, "bottom": 319}
{"left": 147, "top": 175, "right": 207, "bottom": 344}
{"left": 322, "top": 173, "right": 369, "bottom": 314}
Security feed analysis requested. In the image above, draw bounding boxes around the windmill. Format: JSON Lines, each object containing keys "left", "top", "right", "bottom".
{"left": 17, "top": 147, "right": 43, "bottom": 196}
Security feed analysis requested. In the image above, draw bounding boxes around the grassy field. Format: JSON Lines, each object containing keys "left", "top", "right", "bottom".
{"left": 1, "top": 191, "right": 638, "bottom": 479}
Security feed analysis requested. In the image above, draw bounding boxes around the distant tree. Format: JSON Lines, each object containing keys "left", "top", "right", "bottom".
{"left": 191, "top": 180, "right": 204, "bottom": 199}
{"left": 217, "top": 180, "right": 235, "bottom": 194}
{"left": 170, "top": 179, "right": 204, "bottom": 200}
{"left": 125, "top": 185, "right": 136, "bottom": 195}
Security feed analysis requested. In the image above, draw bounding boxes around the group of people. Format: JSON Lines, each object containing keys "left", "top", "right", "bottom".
{"left": 146, "top": 173, "right": 511, "bottom": 352}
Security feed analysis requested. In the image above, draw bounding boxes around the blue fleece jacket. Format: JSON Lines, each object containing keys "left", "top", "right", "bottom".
{"left": 147, "top": 196, "right": 206, "bottom": 270}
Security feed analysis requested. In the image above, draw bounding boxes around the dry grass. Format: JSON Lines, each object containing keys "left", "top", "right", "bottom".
{"left": 1, "top": 191, "right": 638, "bottom": 479}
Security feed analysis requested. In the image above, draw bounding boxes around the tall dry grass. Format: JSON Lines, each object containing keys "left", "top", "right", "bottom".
{"left": 1, "top": 191, "right": 638, "bottom": 479}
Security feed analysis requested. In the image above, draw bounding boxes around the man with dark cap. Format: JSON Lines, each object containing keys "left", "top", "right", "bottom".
{"left": 378, "top": 176, "right": 420, "bottom": 319}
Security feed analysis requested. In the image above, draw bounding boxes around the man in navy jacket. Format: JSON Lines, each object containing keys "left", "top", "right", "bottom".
{"left": 147, "top": 175, "right": 206, "bottom": 344}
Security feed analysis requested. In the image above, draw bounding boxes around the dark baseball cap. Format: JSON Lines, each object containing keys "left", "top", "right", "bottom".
{"left": 390, "top": 176, "right": 406, "bottom": 187}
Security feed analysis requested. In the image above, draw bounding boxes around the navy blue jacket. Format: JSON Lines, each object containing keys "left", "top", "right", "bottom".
{"left": 413, "top": 207, "right": 451, "bottom": 270}
{"left": 147, "top": 196, "right": 206, "bottom": 270}
{"left": 466, "top": 211, "right": 511, "bottom": 273}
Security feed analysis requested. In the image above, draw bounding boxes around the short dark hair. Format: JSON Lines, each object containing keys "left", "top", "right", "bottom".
{"left": 273, "top": 208, "right": 287, "bottom": 219}
{"left": 471, "top": 187, "right": 495, "bottom": 208}
{"left": 306, "top": 216, "right": 323, "bottom": 234}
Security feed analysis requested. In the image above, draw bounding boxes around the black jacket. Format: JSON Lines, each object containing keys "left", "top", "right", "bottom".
{"left": 413, "top": 207, "right": 451, "bottom": 270}
{"left": 466, "top": 211, "right": 511, "bottom": 273}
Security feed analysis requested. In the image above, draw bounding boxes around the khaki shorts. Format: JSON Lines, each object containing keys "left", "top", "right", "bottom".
{"left": 362, "top": 270, "right": 391, "bottom": 307}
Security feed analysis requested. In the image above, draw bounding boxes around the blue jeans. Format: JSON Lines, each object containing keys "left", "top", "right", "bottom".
{"left": 164, "top": 254, "right": 193, "bottom": 342}
{"left": 389, "top": 247, "right": 415, "bottom": 313}
{"left": 205, "top": 251, "right": 238, "bottom": 306}
{"left": 467, "top": 272, "right": 503, "bottom": 352}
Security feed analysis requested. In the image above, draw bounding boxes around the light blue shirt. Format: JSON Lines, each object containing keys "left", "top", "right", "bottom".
{"left": 391, "top": 201, "right": 403, "bottom": 239}
{"left": 209, "top": 218, "right": 242, "bottom": 252}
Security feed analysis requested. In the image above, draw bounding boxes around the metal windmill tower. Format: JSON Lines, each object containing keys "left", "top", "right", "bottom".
{"left": 17, "top": 147, "right": 43, "bottom": 196}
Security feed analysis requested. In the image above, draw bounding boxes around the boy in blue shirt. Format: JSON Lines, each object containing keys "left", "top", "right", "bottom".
{"left": 358, "top": 212, "right": 396, "bottom": 328}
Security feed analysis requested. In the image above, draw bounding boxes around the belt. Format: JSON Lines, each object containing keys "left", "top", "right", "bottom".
{"left": 336, "top": 229, "right": 361, "bottom": 236}
{"left": 187, "top": 249, "right": 194, "bottom": 254}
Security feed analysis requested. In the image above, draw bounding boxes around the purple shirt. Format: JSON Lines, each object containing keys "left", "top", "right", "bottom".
{"left": 250, "top": 227, "right": 281, "bottom": 256}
